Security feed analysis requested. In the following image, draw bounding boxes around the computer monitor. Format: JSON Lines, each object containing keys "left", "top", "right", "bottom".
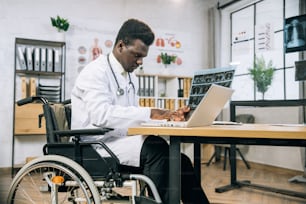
{"left": 295, "top": 60, "right": 306, "bottom": 81}
{"left": 284, "top": 14, "right": 306, "bottom": 53}
{"left": 188, "top": 66, "right": 235, "bottom": 110}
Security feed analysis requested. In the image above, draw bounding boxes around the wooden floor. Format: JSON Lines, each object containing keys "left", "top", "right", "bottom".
{"left": 1, "top": 159, "right": 306, "bottom": 204}
{"left": 202, "top": 160, "right": 306, "bottom": 204}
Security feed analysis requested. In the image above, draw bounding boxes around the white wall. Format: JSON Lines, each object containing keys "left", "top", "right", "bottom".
{"left": 0, "top": 0, "right": 216, "bottom": 168}
{"left": 236, "top": 107, "right": 304, "bottom": 171}
{"left": 1, "top": 0, "right": 303, "bottom": 172}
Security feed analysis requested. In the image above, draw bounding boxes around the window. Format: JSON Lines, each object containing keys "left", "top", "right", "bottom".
{"left": 228, "top": 0, "right": 301, "bottom": 100}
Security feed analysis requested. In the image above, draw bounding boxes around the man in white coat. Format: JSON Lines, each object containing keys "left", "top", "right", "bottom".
{"left": 71, "top": 18, "right": 209, "bottom": 204}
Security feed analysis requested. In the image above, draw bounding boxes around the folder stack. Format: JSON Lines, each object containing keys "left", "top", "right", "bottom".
{"left": 15, "top": 45, "right": 62, "bottom": 73}
{"left": 38, "top": 84, "right": 61, "bottom": 102}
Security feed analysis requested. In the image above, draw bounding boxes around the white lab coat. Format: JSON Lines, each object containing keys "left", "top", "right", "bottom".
{"left": 71, "top": 52, "right": 151, "bottom": 167}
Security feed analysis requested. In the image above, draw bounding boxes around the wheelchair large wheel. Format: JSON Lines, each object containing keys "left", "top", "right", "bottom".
{"left": 7, "top": 155, "right": 101, "bottom": 204}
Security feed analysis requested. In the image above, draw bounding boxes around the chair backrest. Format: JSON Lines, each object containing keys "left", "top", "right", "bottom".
{"left": 236, "top": 114, "right": 255, "bottom": 124}
{"left": 43, "top": 102, "right": 71, "bottom": 143}
{"left": 51, "top": 103, "right": 71, "bottom": 142}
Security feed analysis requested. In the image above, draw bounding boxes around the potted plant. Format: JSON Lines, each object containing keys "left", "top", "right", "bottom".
{"left": 50, "top": 15, "right": 70, "bottom": 32}
{"left": 248, "top": 56, "right": 275, "bottom": 100}
{"left": 159, "top": 52, "right": 177, "bottom": 67}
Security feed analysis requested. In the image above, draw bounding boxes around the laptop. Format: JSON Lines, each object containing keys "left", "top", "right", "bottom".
{"left": 141, "top": 84, "right": 234, "bottom": 128}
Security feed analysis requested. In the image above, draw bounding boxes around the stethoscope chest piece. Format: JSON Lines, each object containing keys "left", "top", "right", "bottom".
{"left": 116, "top": 88, "right": 125, "bottom": 96}
{"left": 107, "top": 53, "right": 134, "bottom": 97}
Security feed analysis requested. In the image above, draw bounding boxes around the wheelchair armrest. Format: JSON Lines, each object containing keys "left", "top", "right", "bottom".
{"left": 51, "top": 128, "right": 120, "bottom": 164}
{"left": 83, "top": 141, "right": 120, "bottom": 165}
{"left": 53, "top": 128, "right": 113, "bottom": 137}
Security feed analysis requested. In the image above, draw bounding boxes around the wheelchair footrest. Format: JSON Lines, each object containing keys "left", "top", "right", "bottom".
{"left": 135, "top": 196, "right": 162, "bottom": 204}
{"left": 108, "top": 194, "right": 130, "bottom": 201}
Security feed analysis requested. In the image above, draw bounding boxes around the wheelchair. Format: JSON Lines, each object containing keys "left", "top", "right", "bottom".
{"left": 7, "top": 96, "right": 162, "bottom": 204}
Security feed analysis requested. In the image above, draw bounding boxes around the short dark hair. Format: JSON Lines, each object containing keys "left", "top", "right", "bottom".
{"left": 114, "top": 19, "right": 155, "bottom": 46}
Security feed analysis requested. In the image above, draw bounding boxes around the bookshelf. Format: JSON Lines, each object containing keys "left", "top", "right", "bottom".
{"left": 14, "top": 38, "right": 66, "bottom": 103}
{"left": 137, "top": 74, "right": 192, "bottom": 110}
{"left": 12, "top": 38, "right": 66, "bottom": 175}
{"left": 13, "top": 38, "right": 66, "bottom": 135}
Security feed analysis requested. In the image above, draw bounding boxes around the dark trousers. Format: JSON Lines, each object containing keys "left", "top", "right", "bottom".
{"left": 139, "top": 136, "right": 210, "bottom": 204}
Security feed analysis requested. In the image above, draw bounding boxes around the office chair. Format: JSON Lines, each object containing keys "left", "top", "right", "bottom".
{"left": 206, "top": 114, "right": 254, "bottom": 170}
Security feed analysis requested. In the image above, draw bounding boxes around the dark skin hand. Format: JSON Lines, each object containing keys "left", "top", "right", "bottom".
{"left": 112, "top": 38, "right": 190, "bottom": 121}
{"left": 150, "top": 106, "right": 190, "bottom": 121}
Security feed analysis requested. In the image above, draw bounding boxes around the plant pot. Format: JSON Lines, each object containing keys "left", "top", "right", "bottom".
{"left": 55, "top": 31, "right": 65, "bottom": 42}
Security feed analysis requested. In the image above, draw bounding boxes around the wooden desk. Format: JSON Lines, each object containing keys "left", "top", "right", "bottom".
{"left": 128, "top": 124, "right": 306, "bottom": 204}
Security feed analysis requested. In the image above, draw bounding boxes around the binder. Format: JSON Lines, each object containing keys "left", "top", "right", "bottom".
{"left": 47, "top": 48, "right": 53, "bottom": 72}
{"left": 145, "top": 98, "right": 150, "bottom": 107}
{"left": 139, "top": 76, "right": 144, "bottom": 96}
{"left": 150, "top": 98, "right": 155, "bottom": 107}
{"left": 33, "top": 47, "right": 40, "bottom": 71}
{"left": 145, "top": 76, "right": 150, "bottom": 96}
{"left": 16, "top": 46, "right": 27, "bottom": 70}
{"left": 183, "top": 78, "right": 189, "bottom": 98}
{"left": 40, "top": 48, "right": 47, "bottom": 72}
{"left": 187, "top": 78, "right": 192, "bottom": 97}
{"left": 139, "top": 98, "right": 145, "bottom": 107}
{"left": 165, "top": 99, "right": 170, "bottom": 109}
{"left": 157, "top": 99, "right": 162, "bottom": 108}
{"left": 178, "top": 78, "right": 184, "bottom": 97}
{"left": 169, "top": 99, "right": 175, "bottom": 110}
{"left": 177, "top": 99, "right": 182, "bottom": 108}
{"left": 25, "top": 47, "right": 33, "bottom": 71}
{"left": 53, "top": 48, "right": 61, "bottom": 72}
{"left": 149, "top": 76, "right": 154, "bottom": 96}
{"left": 29, "top": 77, "right": 37, "bottom": 96}
{"left": 21, "top": 77, "right": 28, "bottom": 98}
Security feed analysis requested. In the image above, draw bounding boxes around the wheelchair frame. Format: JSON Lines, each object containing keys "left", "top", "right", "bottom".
{"left": 7, "top": 96, "right": 162, "bottom": 204}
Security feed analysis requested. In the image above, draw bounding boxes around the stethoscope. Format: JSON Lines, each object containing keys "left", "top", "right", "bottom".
{"left": 107, "top": 54, "right": 135, "bottom": 96}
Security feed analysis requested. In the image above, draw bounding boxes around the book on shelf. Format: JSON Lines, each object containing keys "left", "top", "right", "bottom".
{"left": 149, "top": 76, "right": 155, "bottom": 96}
{"left": 178, "top": 78, "right": 184, "bottom": 97}
{"left": 53, "top": 48, "right": 61, "bottom": 72}
{"left": 146, "top": 76, "right": 155, "bottom": 97}
{"left": 165, "top": 99, "right": 170, "bottom": 110}
{"left": 25, "top": 47, "right": 33, "bottom": 71}
{"left": 138, "top": 76, "right": 145, "bottom": 96}
{"left": 139, "top": 98, "right": 145, "bottom": 107}
{"left": 47, "top": 48, "right": 53, "bottom": 72}
{"left": 157, "top": 98, "right": 164, "bottom": 109}
{"left": 20, "top": 77, "right": 28, "bottom": 99}
{"left": 33, "top": 47, "right": 40, "bottom": 71}
{"left": 16, "top": 46, "right": 27, "bottom": 70}
{"left": 29, "top": 77, "right": 37, "bottom": 96}
{"left": 150, "top": 98, "right": 155, "bottom": 107}
{"left": 183, "top": 78, "right": 192, "bottom": 98}
{"left": 138, "top": 97, "right": 156, "bottom": 107}
{"left": 169, "top": 99, "right": 175, "bottom": 110}
{"left": 144, "top": 98, "right": 150, "bottom": 107}
{"left": 40, "top": 48, "right": 47, "bottom": 72}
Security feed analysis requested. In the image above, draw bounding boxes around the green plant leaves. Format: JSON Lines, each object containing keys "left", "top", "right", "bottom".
{"left": 50, "top": 15, "right": 70, "bottom": 32}
{"left": 249, "top": 56, "right": 275, "bottom": 97}
{"left": 160, "top": 52, "right": 176, "bottom": 65}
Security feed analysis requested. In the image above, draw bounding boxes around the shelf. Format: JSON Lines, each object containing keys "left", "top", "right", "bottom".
{"left": 16, "top": 70, "right": 64, "bottom": 76}
{"left": 137, "top": 74, "right": 192, "bottom": 110}
{"left": 16, "top": 38, "right": 65, "bottom": 47}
